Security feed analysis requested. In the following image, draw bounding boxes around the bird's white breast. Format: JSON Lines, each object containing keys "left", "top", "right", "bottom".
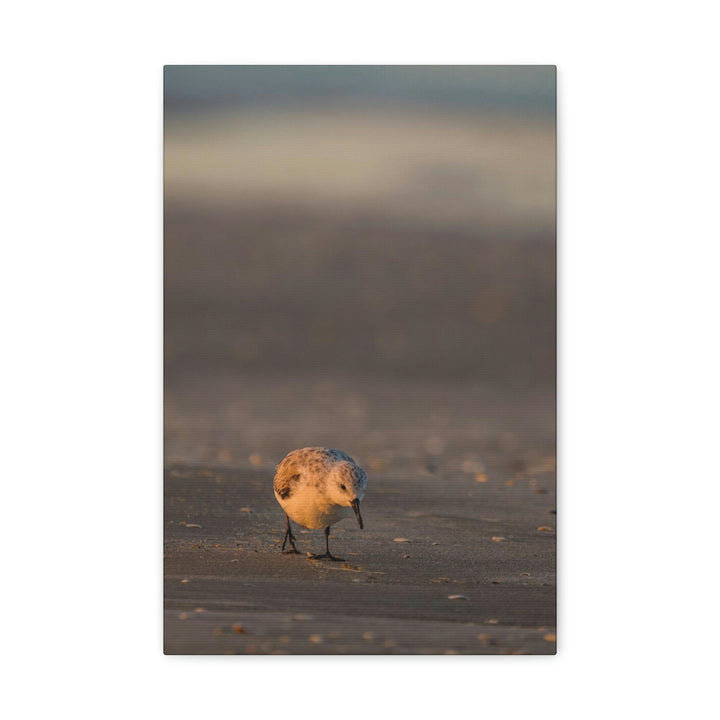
{"left": 275, "top": 488, "right": 351, "bottom": 530}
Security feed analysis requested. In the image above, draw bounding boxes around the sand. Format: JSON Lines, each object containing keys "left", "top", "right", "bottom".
{"left": 163, "top": 189, "right": 556, "bottom": 654}
{"left": 164, "top": 375, "right": 556, "bottom": 655}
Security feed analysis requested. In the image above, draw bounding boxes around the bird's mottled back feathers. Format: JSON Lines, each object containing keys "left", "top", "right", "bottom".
{"left": 273, "top": 447, "right": 361, "bottom": 499}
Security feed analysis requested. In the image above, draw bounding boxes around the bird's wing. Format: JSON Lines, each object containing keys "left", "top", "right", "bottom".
{"left": 274, "top": 467, "right": 300, "bottom": 499}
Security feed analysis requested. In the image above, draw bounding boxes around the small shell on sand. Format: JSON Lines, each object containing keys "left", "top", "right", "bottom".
{"left": 448, "top": 594, "right": 469, "bottom": 600}
{"left": 393, "top": 538, "right": 411, "bottom": 543}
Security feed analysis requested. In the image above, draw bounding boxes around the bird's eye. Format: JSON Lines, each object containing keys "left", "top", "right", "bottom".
{"left": 340, "top": 484, "right": 346, "bottom": 490}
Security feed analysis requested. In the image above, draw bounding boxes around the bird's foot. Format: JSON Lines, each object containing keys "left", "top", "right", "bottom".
{"left": 308, "top": 552, "right": 345, "bottom": 562}
{"left": 281, "top": 528, "right": 298, "bottom": 553}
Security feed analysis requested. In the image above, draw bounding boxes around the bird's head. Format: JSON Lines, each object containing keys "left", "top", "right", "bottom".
{"left": 328, "top": 462, "right": 367, "bottom": 529}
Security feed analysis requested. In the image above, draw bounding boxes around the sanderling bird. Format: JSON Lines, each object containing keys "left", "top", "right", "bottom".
{"left": 273, "top": 447, "right": 367, "bottom": 561}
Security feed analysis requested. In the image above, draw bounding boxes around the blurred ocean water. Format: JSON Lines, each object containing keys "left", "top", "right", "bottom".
{"left": 165, "top": 65, "right": 556, "bottom": 116}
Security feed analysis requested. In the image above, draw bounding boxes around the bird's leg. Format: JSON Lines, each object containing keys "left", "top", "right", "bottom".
{"left": 281, "top": 514, "right": 299, "bottom": 554}
{"left": 309, "top": 526, "right": 344, "bottom": 561}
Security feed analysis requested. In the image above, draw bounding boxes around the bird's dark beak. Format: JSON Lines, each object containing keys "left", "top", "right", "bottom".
{"left": 350, "top": 498, "right": 363, "bottom": 529}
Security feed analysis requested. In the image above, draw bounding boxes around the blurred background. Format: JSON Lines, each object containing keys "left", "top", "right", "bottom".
{"left": 164, "top": 66, "right": 556, "bottom": 473}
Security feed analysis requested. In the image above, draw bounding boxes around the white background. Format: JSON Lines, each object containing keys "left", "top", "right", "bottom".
{"left": 2, "top": 2, "right": 719, "bottom": 718}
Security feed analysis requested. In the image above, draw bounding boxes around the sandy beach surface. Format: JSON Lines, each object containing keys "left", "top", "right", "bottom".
{"left": 163, "top": 99, "right": 556, "bottom": 654}
{"left": 164, "top": 375, "right": 556, "bottom": 655}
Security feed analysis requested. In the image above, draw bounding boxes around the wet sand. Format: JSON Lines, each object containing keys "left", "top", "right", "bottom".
{"left": 164, "top": 192, "right": 556, "bottom": 655}
{"left": 164, "top": 376, "right": 556, "bottom": 655}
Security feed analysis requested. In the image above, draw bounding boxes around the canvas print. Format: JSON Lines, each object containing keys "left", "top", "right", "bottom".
{"left": 164, "top": 65, "right": 556, "bottom": 654}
